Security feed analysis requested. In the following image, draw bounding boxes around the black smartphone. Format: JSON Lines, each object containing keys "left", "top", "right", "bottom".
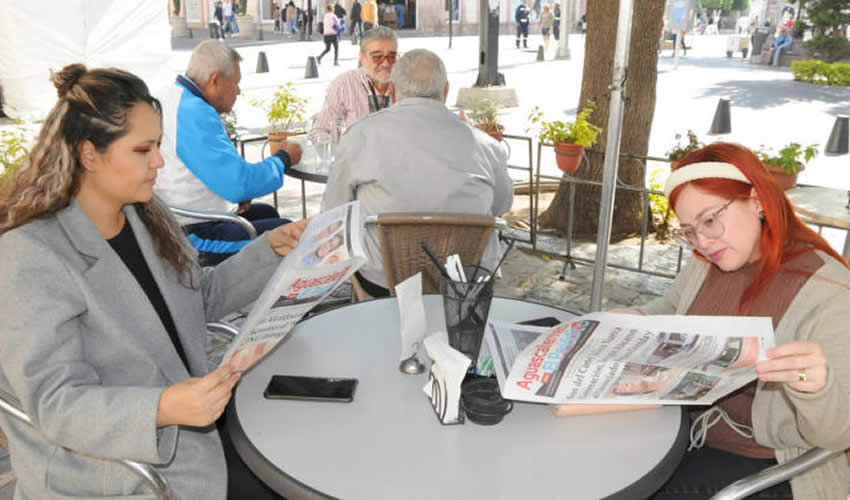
{"left": 263, "top": 375, "right": 358, "bottom": 402}
{"left": 518, "top": 316, "right": 561, "bottom": 328}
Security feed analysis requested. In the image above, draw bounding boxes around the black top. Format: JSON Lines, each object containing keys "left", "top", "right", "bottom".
{"left": 107, "top": 220, "right": 190, "bottom": 371}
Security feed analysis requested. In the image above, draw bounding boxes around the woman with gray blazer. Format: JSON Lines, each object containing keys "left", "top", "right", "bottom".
{"left": 0, "top": 64, "right": 305, "bottom": 499}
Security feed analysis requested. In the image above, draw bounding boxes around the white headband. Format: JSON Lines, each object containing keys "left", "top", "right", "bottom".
{"left": 663, "top": 162, "right": 751, "bottom": 198}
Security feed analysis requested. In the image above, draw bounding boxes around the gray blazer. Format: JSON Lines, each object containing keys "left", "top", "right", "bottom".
{"left": 0, "top": 200, "right": 283, "bottom": 499}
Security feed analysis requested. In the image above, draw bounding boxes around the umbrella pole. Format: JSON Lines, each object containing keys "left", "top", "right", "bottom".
{"left": 589, "top": 0, "right": 633, "bottom": 312}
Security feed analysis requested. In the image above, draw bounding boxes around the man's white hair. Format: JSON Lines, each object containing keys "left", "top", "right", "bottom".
{"left": 390, "top": 49, "right": 447, "bottom": 101}
{"left": 186, "top": 40, "right": 243, "bottom": 87}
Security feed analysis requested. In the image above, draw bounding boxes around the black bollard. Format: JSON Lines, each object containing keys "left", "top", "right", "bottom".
{"left": 536, "top": 45, "right": 545, "bottom": 61}
{"left": 305, "top": 56, "right": 319, "bottom": 79}
{"left": 708, "top": 98, "right": 731, "bottom": 135}
{"left": 826, "top": 115, "right": 849, "bottom": 155}
{"left": 256, "top": 51, "right": 270, "bottom": 73}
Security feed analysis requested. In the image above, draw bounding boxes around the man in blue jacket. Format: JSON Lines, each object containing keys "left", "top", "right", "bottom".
{"left": 156, "top": 40, "right": 302, "bottom": 265}
{"left": 515, "top": 0, "right": 530, "bottom": 48}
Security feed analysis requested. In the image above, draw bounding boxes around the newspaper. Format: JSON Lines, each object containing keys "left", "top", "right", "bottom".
{"left": 220, "top": 201, "right": 366, "bottom": 371}
{"left": 486, "top": 313, "right": 775, "bottom": 405}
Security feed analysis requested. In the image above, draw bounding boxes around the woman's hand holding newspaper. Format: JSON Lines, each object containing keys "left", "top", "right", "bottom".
{"left": 267, "top": 219, "right": 310, "bottom": 256}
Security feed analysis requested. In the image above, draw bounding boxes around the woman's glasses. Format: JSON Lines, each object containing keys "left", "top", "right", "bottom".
{"left": 368, "top": 52, "right": 397, "bottom": 65}
{"left": 672, "top": 199, "right": 735, "bottom": 248}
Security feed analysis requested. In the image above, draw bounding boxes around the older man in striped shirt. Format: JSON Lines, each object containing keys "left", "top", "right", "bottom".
{"left": 309, "top": 26, "right": 398, "bottom": 141}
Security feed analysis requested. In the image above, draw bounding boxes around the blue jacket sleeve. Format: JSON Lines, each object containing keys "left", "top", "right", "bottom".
{"left": 176, "top": 99, "right": 287, "bottom": 203}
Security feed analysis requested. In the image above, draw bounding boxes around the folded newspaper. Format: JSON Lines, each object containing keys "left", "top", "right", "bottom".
{"left": 220, "top": 201, "right": 366, "bottom": 371}
{"left": 486, "top": 313, "right": 775, "bottom": 405}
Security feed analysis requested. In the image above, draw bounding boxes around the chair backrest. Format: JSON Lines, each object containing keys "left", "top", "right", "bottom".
{"left": 0, "top": 389, "right": 172, "bottom": 499}
{"left": 376, "top": 212, "right": 494, "bottom": 295}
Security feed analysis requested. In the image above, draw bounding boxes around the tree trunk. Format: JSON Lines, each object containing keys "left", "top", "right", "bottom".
{"left": 538, "top": 0, "right": 665, "bottom": 240}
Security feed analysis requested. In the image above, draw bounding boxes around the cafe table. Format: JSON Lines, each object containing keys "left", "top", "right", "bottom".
{"left": 227, "top": 296, "right": 688, "bottom": 500}
{"left": 785, "top": 184, "right": 850, "bottom": 259}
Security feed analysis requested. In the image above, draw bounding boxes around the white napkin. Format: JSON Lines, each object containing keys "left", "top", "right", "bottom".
{"left": 396, "top": 272, "right": 426, "bottom": 362}
{"left": 422, "top": 331, "right": 471, "bottom": 424}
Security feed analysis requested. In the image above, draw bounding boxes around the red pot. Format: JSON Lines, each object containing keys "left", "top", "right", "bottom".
{"left": 767, "top": 164, "right": 803, "bottom": 191}
{"left": 487, "top": 130, "right": 504, "bottom": 142}
{"left": 554, "top": 143, "right": 585, "bottom": 173}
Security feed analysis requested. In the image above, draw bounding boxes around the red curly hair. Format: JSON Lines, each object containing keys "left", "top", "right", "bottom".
{"left": 668, "top": 142, "right": 847, "bottom": 310}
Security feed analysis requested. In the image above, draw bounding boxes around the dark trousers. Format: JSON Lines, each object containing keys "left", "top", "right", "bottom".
{"left": 516, "top": 22, "right": 529, "bottom": 47}
{"left": 217, "top": 413, "right": 287, "bottom": 500}
{"left": 355, "top": 271, "right": 391, "bottom": 298}
{"left": 185, "top": 203, "right": 290, "bottom": 267}
{"left": 351, "top": 19, "right": 363, "bottom": 37}
{"left": 318, "top": 34, "right": 339, "bottom": 63}
{"left": 650, "top": 446, "right": 792, "bottom": 499}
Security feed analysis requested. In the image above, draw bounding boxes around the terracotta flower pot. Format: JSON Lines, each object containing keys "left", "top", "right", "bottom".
{"left": 766, "top": 164, "right": 803, "bottom": 191}
{"left": 554, "top": 143, "right": 585, "bottom": 173}
{"left": 267, "top": 131, "right": 298, "bottom": 155}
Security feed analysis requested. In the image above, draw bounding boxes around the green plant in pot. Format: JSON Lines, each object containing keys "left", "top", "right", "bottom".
{"left": 666, "top": 130, "right": 703, "bottom": 166}
{"left": 528, "top": 99, "right": 602, "bottom": 173}
{"left": 251, "top": 82, "right": 307, "bottom": 154}
{"left": 753, "top": 142, "right": 818, "bottom": 190}
{"left": 466, "top": 98, "right": 504, "bottom": 142}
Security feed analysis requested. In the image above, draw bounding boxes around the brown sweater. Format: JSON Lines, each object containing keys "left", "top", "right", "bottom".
{"left": 688, "top": 251, "right": 825, "bottom": 459}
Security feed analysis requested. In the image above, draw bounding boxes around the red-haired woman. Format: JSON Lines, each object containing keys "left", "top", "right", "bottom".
{"left": 632, "top": 143, "right": 850, "bottom": 499}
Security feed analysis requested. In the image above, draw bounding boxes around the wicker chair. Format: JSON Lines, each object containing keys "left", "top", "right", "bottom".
{"left": 374, "top": 212, "right": 495, "bottom": 296}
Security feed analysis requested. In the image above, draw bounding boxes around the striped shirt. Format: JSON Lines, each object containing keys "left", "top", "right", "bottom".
{"left": 309, "top": 68, "right": 391, "bottom": 141}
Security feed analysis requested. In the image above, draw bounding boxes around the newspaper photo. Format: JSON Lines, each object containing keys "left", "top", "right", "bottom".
{"left": 486, "top": 312, "right": 775, "bottom": 405}
{"left": 220, "top": 201, "right": 366, "bottom": 371}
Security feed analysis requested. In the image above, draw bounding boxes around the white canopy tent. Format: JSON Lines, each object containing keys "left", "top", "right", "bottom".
{"left": 0, "top": 1, "right": 172, "bottom": 121}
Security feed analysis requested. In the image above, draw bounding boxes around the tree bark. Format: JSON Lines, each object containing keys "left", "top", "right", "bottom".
{"left": 538, "top": 0, "right": 665, "bottom": 239}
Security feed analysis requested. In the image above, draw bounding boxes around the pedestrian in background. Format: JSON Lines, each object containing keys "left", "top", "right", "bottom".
{"left": 515, "top": 0, "right": 530, "bottom": 48}
{"left": 273, "top": 2, "right": 281, "bottom": 32}
{"left": 286, "top": 1, "right": 298, "bottom": 36}
{"left": 362, "top": 0, "right": 378, "bottom": 31}
{"left": 538, "top": 3, "right": 554, "bottom": 49}
{"left": 350, "top": 0, "right": 363, "bottom": 39}
{"left": 394, "top": 0, "right": 405, "bottom": 29}
{"left": 317, "top": 5, "right": 341, "bottom": 65}
{"left": 552, "top": 2, "right": 560, "bottom": 41}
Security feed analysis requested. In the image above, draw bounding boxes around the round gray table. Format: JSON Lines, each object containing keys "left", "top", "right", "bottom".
{"left": 228, "top": 296, "right": 687, "bottom": 500}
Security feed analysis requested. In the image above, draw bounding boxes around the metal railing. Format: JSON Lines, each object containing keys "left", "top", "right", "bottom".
{"left": 518, "top": 143, "right": 687, "bottom": 281}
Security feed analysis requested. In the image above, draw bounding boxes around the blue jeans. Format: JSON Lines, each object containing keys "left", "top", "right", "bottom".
{"left": 288, "top": 18, "right": 298, "bottom": 34}
{"left": 351, "top": 19, "right": 363, "bottom": 37}
{"left": 395, "top": 4, "right": 405, "bottom": 28}
{"left": 226, "top": 14, "right": 240, "bottom": 34}
{"left": 772, "top": 38, "right": 792, "bottom": 65}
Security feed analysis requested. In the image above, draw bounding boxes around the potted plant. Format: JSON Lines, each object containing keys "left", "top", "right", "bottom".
{"left": 528, "top": 99, "right": 602, "bottom": 173}
{"left": 666, "top": 130, "right": 703, "bottom": 166}
{"left": 754, "top": 142, "right": 818, "bottom": 190}
{"left": 466, "top": 98, "right": 505, "bottom": 142}
{"left": 252, "top": 82, "right": 307, "bottom": 154}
